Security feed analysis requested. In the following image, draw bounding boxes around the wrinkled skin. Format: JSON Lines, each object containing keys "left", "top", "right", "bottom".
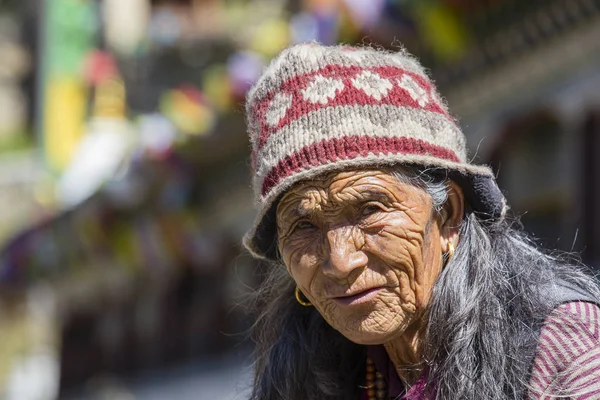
{"left": 276, "top": 169, "right": 463, "bottom": 383}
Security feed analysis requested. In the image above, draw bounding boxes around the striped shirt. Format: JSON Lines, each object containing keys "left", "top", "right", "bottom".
{"left": 529, "top": 301, "right": 600, "bottom": 399}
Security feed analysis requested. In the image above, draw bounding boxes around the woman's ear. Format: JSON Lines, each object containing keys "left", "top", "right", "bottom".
{"left": 439, "top": 180, "right": 465, "bottom": 253}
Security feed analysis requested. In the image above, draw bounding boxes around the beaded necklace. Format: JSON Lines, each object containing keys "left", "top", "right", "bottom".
{"left": 365, "top": 357, "right": 387, "bottom": 400}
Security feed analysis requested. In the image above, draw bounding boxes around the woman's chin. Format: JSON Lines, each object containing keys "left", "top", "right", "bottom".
{"left": 335, "top": 318, "right": 409, "bottom": 345}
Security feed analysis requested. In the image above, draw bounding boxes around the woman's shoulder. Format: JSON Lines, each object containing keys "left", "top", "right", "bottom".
{"left": 529, "top": 301, "right": 600, "bottom": 399}
{"left": 545, "top": 301, "right": 600, "bottom": 339}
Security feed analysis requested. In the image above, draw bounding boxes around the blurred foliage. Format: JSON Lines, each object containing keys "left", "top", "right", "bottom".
{"left": 0, "top": 0, "right": 19, "bottom": 12}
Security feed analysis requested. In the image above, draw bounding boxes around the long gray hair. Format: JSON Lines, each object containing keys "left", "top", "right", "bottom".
{"left": 249, "top": 166, "right": 600, "bottom": 399}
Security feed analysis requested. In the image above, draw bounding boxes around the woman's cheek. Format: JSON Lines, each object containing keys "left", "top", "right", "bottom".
{"left": 282, "top": 232, "right": 312, "bottom": 261}
{"left": 397, "top": 272, "right": 417, "bottom": 311}
{"left": 286, "top": 238, "right": 321, "bottom": 283}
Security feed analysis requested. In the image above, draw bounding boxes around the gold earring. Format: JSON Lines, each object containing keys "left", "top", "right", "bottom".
{"left": 447, "top": 241, "right": 455, "bottom": 260}
{"left": 295, "top": 287, "right": 313, "bottom": 307}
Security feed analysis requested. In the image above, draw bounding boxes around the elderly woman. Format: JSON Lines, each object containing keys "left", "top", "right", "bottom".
{"left": 243, "top": 43, "right": 600, "bottom": 399}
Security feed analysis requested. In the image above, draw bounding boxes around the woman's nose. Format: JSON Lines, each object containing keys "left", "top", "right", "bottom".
{"left": 322, "top": 226, "right": 368, "bottom": 280}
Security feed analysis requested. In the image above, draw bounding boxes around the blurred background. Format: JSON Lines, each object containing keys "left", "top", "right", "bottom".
{"left": 0, "top": 0, "right": 599, "bottom": 398}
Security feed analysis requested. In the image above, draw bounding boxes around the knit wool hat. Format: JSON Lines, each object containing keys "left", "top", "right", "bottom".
{"left": 244, "top": 42, "right": 506, "bottom": 260}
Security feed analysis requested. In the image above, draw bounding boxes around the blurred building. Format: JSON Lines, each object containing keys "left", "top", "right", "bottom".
{"left": 0, "top": 0, "right": 598, "bottom": 399}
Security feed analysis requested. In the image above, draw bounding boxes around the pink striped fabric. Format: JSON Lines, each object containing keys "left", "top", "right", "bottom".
{"left": 529, "top": 301, "right": 600, "bottom": 399}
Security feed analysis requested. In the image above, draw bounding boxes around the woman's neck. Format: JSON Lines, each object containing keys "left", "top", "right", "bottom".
{"left": 383, "top": 323, "right": 425, "bottom": 387}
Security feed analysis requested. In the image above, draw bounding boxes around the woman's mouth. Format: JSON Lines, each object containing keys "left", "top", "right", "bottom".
{"left": 332, "top": 287, "right": 384, "bottom": 306}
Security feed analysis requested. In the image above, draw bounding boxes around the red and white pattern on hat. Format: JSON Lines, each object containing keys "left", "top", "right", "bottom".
{"left": 246, "top": 43, "right": 467, "bottom": 204}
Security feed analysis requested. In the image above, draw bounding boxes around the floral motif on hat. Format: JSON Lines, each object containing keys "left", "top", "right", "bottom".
{"left": 351, "top": 71, "right": 392, "bottom": 101}
{"left": 301, "top": 75, "right": 345, "bottom": 104}
{"left": 397, "top": 75, "right": 429, "bottom": 107}
{"left": 265, "top": 92, "right": 293, "bottom": 127}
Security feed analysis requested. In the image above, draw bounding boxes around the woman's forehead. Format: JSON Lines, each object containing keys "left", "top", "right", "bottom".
{"left": 284, "top": 169, "right": 390, "bottom": 195}
{"left": 278, "top": 169, "right": 421, "bottom": 212}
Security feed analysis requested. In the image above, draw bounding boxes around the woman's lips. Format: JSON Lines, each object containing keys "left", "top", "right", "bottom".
{"left": 332, "top": 287, "right": 384, "bottom": 306}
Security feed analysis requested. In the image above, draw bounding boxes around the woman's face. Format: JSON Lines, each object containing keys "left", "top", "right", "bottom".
{"left": 276, "top": 169, "right": 461, "bottom": 345}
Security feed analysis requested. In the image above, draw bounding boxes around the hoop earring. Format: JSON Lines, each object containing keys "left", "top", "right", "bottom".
{"left": 447, "top": 241, "right": 455, "bottom": 260}
{"left": 295, "top": 287, "right": 313, "bottom": 307}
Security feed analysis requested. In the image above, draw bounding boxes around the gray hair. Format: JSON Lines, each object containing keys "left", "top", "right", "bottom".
{"left": 249, "top": 166, "right": 600, "bottom": 399}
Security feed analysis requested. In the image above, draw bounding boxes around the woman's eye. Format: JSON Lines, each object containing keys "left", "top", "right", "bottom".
{"left": 361, "top": 204, "right": 381, "bottom": 216}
